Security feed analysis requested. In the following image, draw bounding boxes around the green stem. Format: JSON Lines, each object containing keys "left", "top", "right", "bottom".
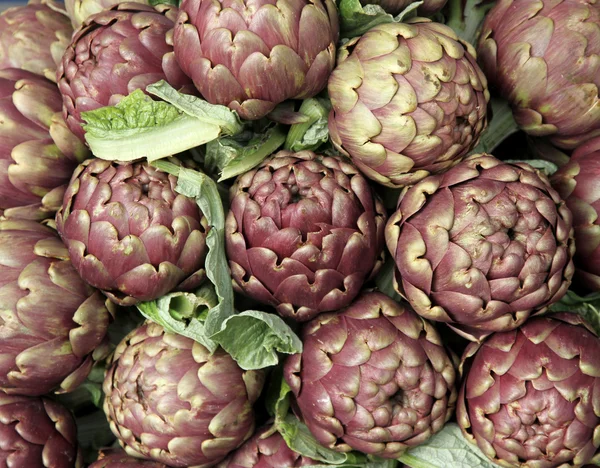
{"left": 471, "top": 97, "right": 519, "bottom": 155}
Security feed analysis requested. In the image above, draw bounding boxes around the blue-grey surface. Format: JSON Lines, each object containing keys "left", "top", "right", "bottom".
{"left": 0, "top": 1, "right": 26, "bottom": 11}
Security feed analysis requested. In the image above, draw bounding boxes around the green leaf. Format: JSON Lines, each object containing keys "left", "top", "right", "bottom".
{"left": 76, "top": 409, "right": 116, "bottom": 465}
{"left": 82, "top": 90, "right": 223, "bottom": 162}
{"left": 137, "top": 285, "right": 219, "bottom": 353}
{"left": 285, "top": 98, "right": 332, "bottom": 153}
{"left": 375, "top": 258, "right": 404, "bottom": 302}
{"left": 279, "top": 415, "right": 367, "bottom": 466}
{"left": 149, "top": 161, "right": 302, "bottom": 370}
{"left": 148, "top": 0, "right": 177, "bottom": 5}
{"left": 445, "top": 0, "right": 493, "bottom": 45}
{"left": 211, "top": 310, "right": 303, "bottom": 370}
{"left": 147, "top": 81, "right": 242, "bottom": 135}
{"left": 215, "top": 125, "right": 287, "bottom": 181}
{"left": 265, "top": 366, "right": 292, "bottom": 419}
{"left": 471, "top": 98, "right": 519, "bottom": 155}
{"left": 549, "top": 291, "right": 600, "bottom": 336}
{"left": 399, "top": 424, "right": 501, "bottom": 468}
{"left": 338, "top": 0, "right": 422, "bottom": 39}
{"left": 152, "top": 163, "right": 236, "bottom": 336}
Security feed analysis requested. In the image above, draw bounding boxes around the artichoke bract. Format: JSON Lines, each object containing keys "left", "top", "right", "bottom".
{"left": 386, "top": 154, "right": 575, "bottom": 342}
{"left": 0, "top": 219, "right": 114, "bottom": 396}
{"left": 551, "top": 137, "right": 600, "bottom": 292}
{"left": 173, "top": 0, "right": 339, "bottom": 120}
{"left": 0, "top": 0, "right": 72, "bottom": 81}
{"left": 65, "top": 0, "right": 150, "bottom": 28}
{"left": 285, "top": 292, "right": 457, "bottom": 458}
{"left": 217, "top": 426, "right": 318, "bottom": 467}
{"left": 478, "top": 0, "right": 600, "bottom": 149}
{"left": 328, "top": 19, "right": 489, "bottom": 188}
{"left": 56, "top": 159, "right": 208, "bottom": 306}
{"left": 103, "top": 322, "right": 265, "bottom": 468}
{"left": 57, "top": 2, "right": 194, "bottom": 141}
{"left": 90, "top": 449, "right": 167, "bottom": 467}
{"left": 0, "top": 68, "right": 90, "bottom": 220}
{"left": 457, "top": 314, "right": 600, "bottom": 467}
{"left": 0, "top": 393, "right": 82, "bottom": 467}
{"left": 225, "top": 150, "right": 387, "bottom": 322}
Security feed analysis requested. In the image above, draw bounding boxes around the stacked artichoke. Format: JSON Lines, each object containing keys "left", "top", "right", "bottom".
{"left": 0, "top": 0, "right": 599, "bottom": 466}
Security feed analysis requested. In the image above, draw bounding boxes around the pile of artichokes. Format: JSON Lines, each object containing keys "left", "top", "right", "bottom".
{"left": 0, "top": 0, "right": 599, "bottom": 466}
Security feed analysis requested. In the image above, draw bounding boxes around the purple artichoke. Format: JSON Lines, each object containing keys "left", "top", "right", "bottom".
{"left": 0, "top": 393, "right": 82, "bottom": 467}
{"left": 57, "top": 2, "right": 194, "bottom": 141}
{"left": 478, "top": 0, "right": 600, "bottom": 149}
{"left": 0, "top": 68, "right": 90, "bottom": 220}
{"left": 173, "top": 0, "right": 339, "bottom": 120}
{"left": 0, "top": 0, "right": 72, "bottom": 81}
{"left": 328, "top": 19, "right": 489, "bottom": 188}
{"left": 385, "top": 154, "right": 575, "bottom": 341}
{"left": 89, "top": 449, "right": 167, "bottom": 467}
{"left": 0, "top": 219, "right": 114, "bottom": 396}
{"left": 551, "top": 137, "right": 600, "bottom": 292}
{"left": 65, "top": 0, "right": 150, "bottom": 28}
{"left": 225, "top": 150, "right": 387, "bottom": 322}
{"left": 457, "top": 314, "right": 600, "bottom": 467}
{"left": 103, "top": 322, "right": 265, "bottom": 468}
{"left": 285, "top": 292, "right": 457, "bottom": 458}
{"left": 217, "top": 426, "right": 318, "bottom": 467}
{"left": 56, "top": 159, "right": 208, "bottom": 306}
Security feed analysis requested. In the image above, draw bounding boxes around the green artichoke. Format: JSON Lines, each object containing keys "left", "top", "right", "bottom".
{"left": 328, "top": 19, "right": 489, "bottom": 188}
{"left": 386, "top": 154, "right": 575, "bottom": 341}
{"left": 57, "top": 3, "right": 194, "bottom": 141}
{"left": 478, "top": 0, "right": 600, "bottom": 149}
{"left": 217, "top": 426, "right": 318, "bottom": 467}
{"left": 285, "top": 292, "right": 457, "bottom": 458}
{"left": 551, "top": 137, "right": 600, "bottom": 292}
{"left": 103, "top": 322, "right": 265, "bottom": 467}
{"left": 457, "top": 314, "right": 600, "bottom": 467}
{"left": 0, "top": 68, "right": 90, "bottom": 220}
{"left": 0, "top": 0, "right": 72, "bottom": 81}
{"left": 56, "top": 159, "right": 209, "bottom": 306}
{"left": 172, "top": 0, "right": 339, "bottom": 120}
{"left": 65, "top": 0, "right": 150, "bottom": 28}
{"left": 89, "top": 449, "right": 167, "bottom": 467}
{"left": 0, "top": 393, "right": 82, "bottom": 467}
{"left": 225, "top": 150, "right": 387, "bottom": 322}
{"left": 0, "top": 219, "right": 114, "bottom": 396}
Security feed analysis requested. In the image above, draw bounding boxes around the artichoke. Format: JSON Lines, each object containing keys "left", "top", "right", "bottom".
{"left": 173, "top": 0, "right": 339, "bottom": 120}
{"left": 89, "top": 449, "right": 167, "bottom": 467}
{"left": 551, "top": 137, "right": 600, "bottom": 292}
{"left": 217, "top": 426, "right": 318, "bottom": 467}
{"left": 0, "top": 393, "right": 82, "bottom": 467}
{"left": 225, "top": 150, "right": 387, "bottom": 322}
{"left": 0, "top": 0, "right": 72, "bottom": 81}
{"left": 0, "top": 219, "right": 114, "bottom": 396}
{"left": 385, "top": 154, "right": 575, "bottom": 341}
{"left": 0, "top": 68, "right": 90, "bottom": 220}
{"left": 65, "top": 0, "right": 150, "bottom": 28}
{"left": 56, "top": 158, "right": 209, "bottom": 306}
{"left": 57, "top": 2, "right": 194, "bottom": 141}
{"left": 457, "top": 313, "right": 600, "bottom": 467}
{"left": 284, "top": 291, "right": 457, "bottom": 458}
{"left": 103, "top": 321, "right": 265, "bottom": 468}
{"left": 328, "top": 19, "right": 489, "bottom": 188}
{"left": 478, "top": 0, "right": 600, "bottom": 149}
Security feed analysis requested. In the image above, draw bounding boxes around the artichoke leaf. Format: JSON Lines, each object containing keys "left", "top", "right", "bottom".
{"left": 82, "top": 86, "right": 241, "bottom": 162}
